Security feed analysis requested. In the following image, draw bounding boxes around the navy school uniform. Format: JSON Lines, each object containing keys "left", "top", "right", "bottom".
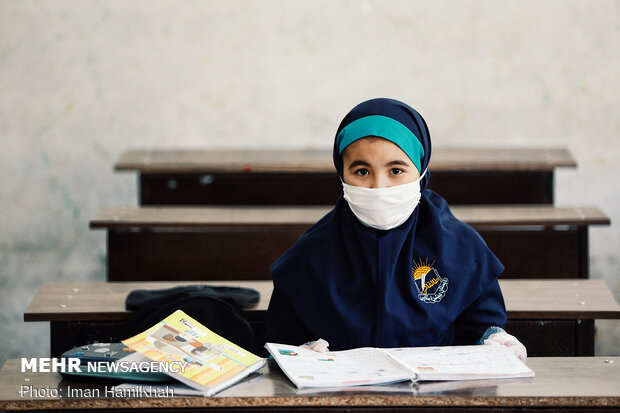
{"left": 266, "top": 98, "right": 507, "bottom": 351}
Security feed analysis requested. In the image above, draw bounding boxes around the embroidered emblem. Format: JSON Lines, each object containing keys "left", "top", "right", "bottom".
{"left": 411, "top": 258, "right": 449, "bottom": 304}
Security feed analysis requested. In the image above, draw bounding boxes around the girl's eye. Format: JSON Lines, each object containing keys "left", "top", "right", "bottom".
{"left": 390, "top": 168, "right": 403, "bottom": 175}
{"left": 355, "top": 168, "right": 370, "bottom": 176}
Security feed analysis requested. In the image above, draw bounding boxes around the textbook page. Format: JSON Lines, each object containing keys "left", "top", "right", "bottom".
{"left": 265, "top": 343, "right": 414, "bottom": 389}
{"left": 122, "top": 310, "right": 266, "bottom": 396}
{"left": 384, "top": 345, "right": 535, "bottom": 381}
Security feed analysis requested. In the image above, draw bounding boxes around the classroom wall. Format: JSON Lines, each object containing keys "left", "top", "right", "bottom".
{"left": 1, "top": 0, "right": 619, "bottom": 363}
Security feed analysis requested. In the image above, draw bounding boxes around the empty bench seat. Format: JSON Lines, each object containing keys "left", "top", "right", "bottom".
{"left": 89, "top": 205, "right": 610, "bottom": 281}
{"left": 115, "top": 147, "right": 576, "bottom": 205}
{"left": 24, "top": 280, "right": 620, "bottom": 358}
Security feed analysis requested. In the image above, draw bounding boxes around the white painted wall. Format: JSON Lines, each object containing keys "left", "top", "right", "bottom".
{"left": 1, "top": 0, "right": 618, "bottom": 362}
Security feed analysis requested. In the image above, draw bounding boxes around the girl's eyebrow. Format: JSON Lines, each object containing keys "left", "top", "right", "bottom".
{"left": 386, "top": 160, "right": 410, "bottom": 167}
{"left": 348, "top": 159, "right": 410, "bottom": 169}
{"left": 348, "top": 160, "right": 370, "bottom": 169}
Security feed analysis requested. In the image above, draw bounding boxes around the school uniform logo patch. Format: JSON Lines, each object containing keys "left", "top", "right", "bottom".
{"left": 411, "top": 259, "right": 449, "bottom": 304}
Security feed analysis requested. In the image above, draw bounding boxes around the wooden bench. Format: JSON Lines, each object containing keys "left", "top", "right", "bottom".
{"left": 2, "top": 356, "right": 620, "bottom": 411}
{"left": 89, "top": 205, "right": 610, "bottom": 281}
{"left": 25, "top": 280, "right": 620, "bottom": 358}
{"left": 115, "top": 147, "right": 577, "bottom": 205}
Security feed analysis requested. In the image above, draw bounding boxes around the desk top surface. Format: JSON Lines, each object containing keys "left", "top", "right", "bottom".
{"left": 0, "top": 357, "right": 618, "bottom": 410}
{"left": 89, "top": 205, "right": 611, "bottom": 229}
{"left": 24, "top": 279, "right": 620, "bottom": 322}
{"left": 115, "top": 147, "right": 577, "bottom": 173}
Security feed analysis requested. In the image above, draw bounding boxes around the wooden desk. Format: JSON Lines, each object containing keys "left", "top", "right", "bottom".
{"left": 115, "top": 147, "right": 577, "bottom": 205}
{"left": 89, "top": 205, "right": 610, "bottom": 281}
{"left": 1, "top": 358, "right": 619, "bottom": 411}
{"left": 24, "top": 280, "right": 620, "bottom": 358}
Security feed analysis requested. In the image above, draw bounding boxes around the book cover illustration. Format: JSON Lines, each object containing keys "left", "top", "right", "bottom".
{"left": 122, "top": 310, "right": 265, "bottom": 394}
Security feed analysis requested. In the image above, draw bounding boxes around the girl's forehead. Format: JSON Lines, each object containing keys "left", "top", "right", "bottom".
{"left": 342, "top": 136, "right": 411, "bottom": 162}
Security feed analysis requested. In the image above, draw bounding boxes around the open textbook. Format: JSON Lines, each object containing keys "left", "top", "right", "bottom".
{"left": 265, "top": 342, "right": 534, "bottom": 389}
{"left": 119, "top": 310, "right": 265, "bottom": 396}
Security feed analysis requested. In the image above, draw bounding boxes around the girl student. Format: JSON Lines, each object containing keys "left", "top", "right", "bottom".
{"left": 265, "top": 98, "right": 526, "bottom": 360}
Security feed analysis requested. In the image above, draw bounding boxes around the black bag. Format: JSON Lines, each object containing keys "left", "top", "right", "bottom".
{"left": 121, "top": 285, "right": 261, "bottom": 355}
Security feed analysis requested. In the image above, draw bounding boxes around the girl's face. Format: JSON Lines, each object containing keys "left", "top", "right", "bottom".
{"left": 342, "top": 137, "right": 421, "bottom": 188}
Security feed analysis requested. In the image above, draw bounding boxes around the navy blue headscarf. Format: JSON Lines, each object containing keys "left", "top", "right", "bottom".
{"left": 266, "top": 98, "right": 506, "bottom": 350}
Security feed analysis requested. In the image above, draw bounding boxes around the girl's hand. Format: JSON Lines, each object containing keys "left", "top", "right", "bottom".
{"left": 300, "top": 338, "right": 330, "bottom": 353}
{"left": 484, "top": 331, "right": 527, "bottom": 361}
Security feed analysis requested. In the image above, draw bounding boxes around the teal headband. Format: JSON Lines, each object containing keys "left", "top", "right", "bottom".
{"left": 337, "top": 115, "right": 424, "bottom": 173}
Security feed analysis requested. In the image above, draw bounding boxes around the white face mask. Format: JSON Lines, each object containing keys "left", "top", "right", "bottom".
{"left": 342, "top": 169, "right": 427, "bottom": 230}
